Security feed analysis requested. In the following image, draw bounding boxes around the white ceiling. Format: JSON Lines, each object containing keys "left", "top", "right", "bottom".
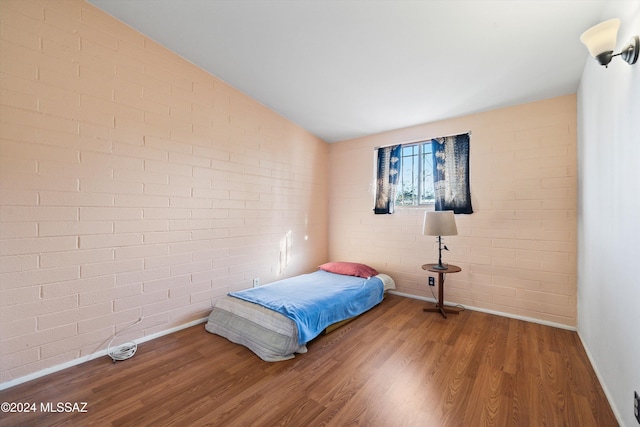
{"left": 88, "top": 0, "right": 612, "bottom": 143}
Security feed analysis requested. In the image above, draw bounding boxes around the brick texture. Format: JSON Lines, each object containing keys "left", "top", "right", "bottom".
{"left": 0, "top": 0, "right": 328, "bottom": 383}
{"left": 328, "top": 95, "right": 577, "bottom": 327}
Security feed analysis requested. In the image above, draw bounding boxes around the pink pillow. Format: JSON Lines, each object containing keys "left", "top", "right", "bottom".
{"left": 318, "top": 262, "right": 379, "bottom": 279}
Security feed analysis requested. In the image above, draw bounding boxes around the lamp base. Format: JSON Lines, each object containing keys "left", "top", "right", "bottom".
{"left": 431, "top": 263, "right": 448, "bottom": 270}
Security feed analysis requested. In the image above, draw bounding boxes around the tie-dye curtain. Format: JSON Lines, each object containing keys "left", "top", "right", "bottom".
{"left": 373, "top": 145, "right": 401, "bottom": 214}
{"left": 432, "top": 133, "right": 473, "bottom": 214}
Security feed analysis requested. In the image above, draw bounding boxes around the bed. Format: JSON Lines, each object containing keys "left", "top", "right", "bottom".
{"left": 205, "top": 262, "right": 395, "bottom": 361}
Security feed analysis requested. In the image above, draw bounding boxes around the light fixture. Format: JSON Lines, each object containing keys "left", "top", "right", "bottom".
{"left": 422, "top": 211, "right": 457, "bottom": 270}
{"left": 580, "top": 18, "right": 639, "bottom": 67}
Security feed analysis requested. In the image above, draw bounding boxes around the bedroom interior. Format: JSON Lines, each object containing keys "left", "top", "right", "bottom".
{"left": 0, "top": 0, "right": 638, "bottom": 426}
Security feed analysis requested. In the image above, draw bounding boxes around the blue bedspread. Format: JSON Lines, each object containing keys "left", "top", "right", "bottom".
{"left": 229, "top": 270, "right": 384, "bottom": 344}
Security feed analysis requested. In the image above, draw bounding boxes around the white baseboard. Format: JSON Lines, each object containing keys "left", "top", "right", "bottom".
{"left": 0, "top": 317, "right": 208, "bottom": 392}
{"left": 576, "top": 331, "right": 623, "bottom": 426}
{"left": 387, "top": 290, "right": 577, "bottom": 331}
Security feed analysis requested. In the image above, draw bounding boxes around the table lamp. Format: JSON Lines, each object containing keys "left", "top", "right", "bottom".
{"left": 423, "top": 210, "right": 457, "bottom": 270}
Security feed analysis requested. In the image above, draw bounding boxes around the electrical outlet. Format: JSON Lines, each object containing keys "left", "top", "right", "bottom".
{"left": 252, "top": 278, "right": 260, "bottom": 287}
{"left": 428, "top": 276, "right": 435, "bottom": 286}
{"left": 634, "top": 391, "right": 639, "bottom": 424}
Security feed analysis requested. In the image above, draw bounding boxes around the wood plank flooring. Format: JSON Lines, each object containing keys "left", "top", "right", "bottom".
{"left": 0, "top": 295, "right": 617, "bottom": 426}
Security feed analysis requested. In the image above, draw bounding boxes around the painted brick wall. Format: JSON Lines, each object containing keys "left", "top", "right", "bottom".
{"left": 328, "top": 95, "right": 577, "bottom": 327}
{"left": 0, "top": 0, "right": 328, "bottom": 383}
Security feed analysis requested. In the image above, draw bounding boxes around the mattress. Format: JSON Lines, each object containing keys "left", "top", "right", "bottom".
{"left": 205, "top": 273, "right": 395, "bottom": 361}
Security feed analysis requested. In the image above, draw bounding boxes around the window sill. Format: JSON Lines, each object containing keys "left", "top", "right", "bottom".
{"left": 395, "top": 203, "right": 435, "bottom": 209}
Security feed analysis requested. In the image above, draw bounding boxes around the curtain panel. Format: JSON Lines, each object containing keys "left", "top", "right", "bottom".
{"left": 432, "top": 133, "right": 473, "bottom": 214}
{"left": 373, "top": 145, "right": 401, "bottom": 214}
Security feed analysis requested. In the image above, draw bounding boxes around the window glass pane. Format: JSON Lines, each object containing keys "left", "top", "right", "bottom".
{"left": 393, "top": 141, "right": 434, "bottom": 206}
{"left": 397, "top": 145, "right": 418, "bottom": 205}
{"left": 420, "top": 142, "right": 434, "bottom": 204}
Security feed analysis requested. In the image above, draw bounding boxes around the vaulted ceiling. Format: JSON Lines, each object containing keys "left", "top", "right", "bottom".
{"left": 88, "top": 0, "right": 616, "bottom": 142}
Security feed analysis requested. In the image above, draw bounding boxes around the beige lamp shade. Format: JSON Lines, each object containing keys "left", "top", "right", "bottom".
{"left": 580, "top": 18, "right": 620, "bottom": 57}
{"left": 423, "top": 211, "right": 457, "bottom": 236}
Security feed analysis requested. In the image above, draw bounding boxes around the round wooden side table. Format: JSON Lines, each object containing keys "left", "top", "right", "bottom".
{"left": 421, "top": 263, "right": 462, "bottom": 319}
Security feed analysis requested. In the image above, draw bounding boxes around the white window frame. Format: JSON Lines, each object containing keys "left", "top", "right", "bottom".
{"left": 395, "top": 140, "right": 435, "bottom": 207}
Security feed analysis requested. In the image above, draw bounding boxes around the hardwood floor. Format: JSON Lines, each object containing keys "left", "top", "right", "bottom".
{"left": 0, "top": 295, "right": 617, "bottom": 426}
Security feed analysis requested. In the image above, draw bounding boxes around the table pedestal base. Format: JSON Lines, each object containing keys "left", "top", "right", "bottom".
{"left": 423, "top": 305, "right": 461, "bottom": 319}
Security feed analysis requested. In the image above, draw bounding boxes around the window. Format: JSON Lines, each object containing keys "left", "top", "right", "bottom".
{"left": 395, "top": 141, "right": 435, "bottom": 206}
{"left": 373, "top": 132, "right": 471, "bottom": 214}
